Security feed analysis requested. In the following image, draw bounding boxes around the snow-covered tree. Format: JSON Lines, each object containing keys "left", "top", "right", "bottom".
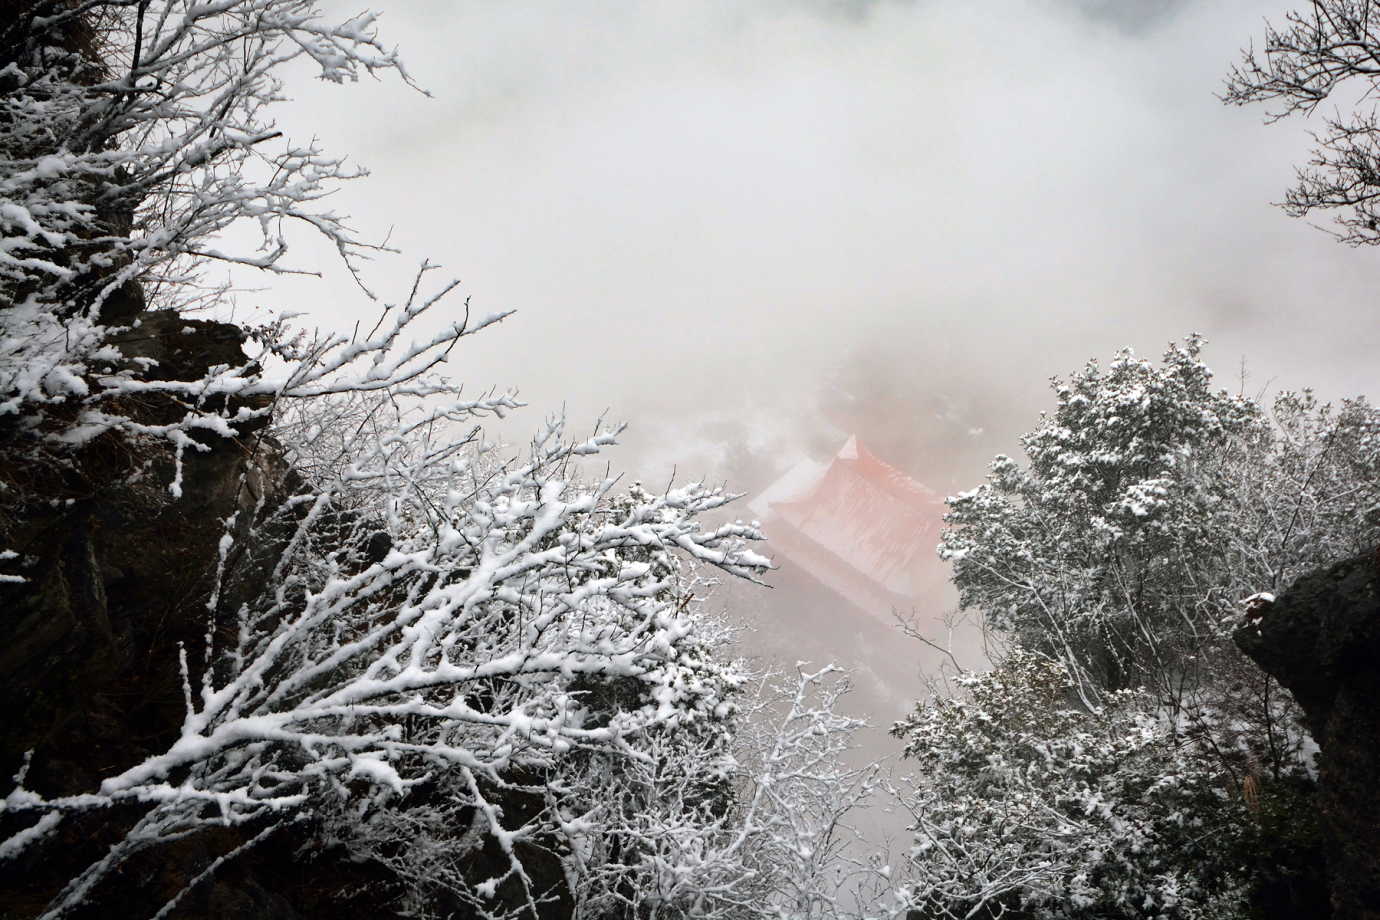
{"left": 940, "top": 335, "right": 1380, "bottom": 710}
{"left": 3, "top": 356, "right": 784, "bottom": 917}
{"left": 534, "top": 666, "right": 882, "bottom": 920}
{"left": 890, "top": 651, "right": 1254, "bottom": 920}
{"left": 922, "top": 337, "right": 1375, "bottom": 918}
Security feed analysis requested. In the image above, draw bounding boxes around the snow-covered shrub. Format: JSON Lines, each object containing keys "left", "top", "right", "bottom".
{"left": 891, "top": 651, "right": 1253, "bottom": 920}
{"left": 542, "top": 666, "right": 881, "bottom": 920}
{"left": 720, "top": 668, "right": 884, "bottom": 920}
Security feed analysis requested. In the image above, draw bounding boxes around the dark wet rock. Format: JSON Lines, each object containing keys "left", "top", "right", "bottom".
{"left": 0, "top": 300, "right": 342, "bottom": 919}
{"left": 1236, "top": 551, "right": 1380, "bottom": 920}
{"left": 105, "top": 309, "right": 256, "bottom": 382}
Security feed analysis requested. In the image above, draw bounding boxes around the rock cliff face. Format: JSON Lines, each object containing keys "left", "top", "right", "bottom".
{"left": 0, "top": 309, "right": 407, "bottom": 920}
{"left": 1235, "top": 552, "right": 1380, "bottom": 920}
{"left": 1, "top": 311, "right": 262, "bottom": 781}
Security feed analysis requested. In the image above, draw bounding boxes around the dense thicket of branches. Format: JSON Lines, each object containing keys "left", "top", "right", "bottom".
{"left": 891, "top": 652, "right": 1255, "bottom": 920}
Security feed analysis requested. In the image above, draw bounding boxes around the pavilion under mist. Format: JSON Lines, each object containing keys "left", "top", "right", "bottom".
{"left": 749, "top": 436, "right": 949, "bottom": 625}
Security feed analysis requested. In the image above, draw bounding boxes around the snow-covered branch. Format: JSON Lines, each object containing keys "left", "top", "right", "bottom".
{"left": 1, "top": 385, "right": 776, "bottom": 916}
{"left": 1, "top": 0, "right": 426, "bottom": 462}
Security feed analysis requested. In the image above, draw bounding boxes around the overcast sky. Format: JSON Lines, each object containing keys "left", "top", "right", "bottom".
{"left": 243, "top": 0, "right": 1380, "bottom": 492}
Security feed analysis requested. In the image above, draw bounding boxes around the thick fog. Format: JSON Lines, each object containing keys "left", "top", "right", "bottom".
{"left": 234, "top": 0, "right": 1380, "bottom": 734}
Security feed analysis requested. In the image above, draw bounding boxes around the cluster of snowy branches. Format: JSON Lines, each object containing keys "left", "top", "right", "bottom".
{"left": 320, "top": 659, "right": 884, "bottom": 920}
{"left": 2, "top": 371, "right": 909, "bottom": 919}
{"left": 0, "top": 3, "right": 892, "bottom": 919}
{"left": 0, "top": 0, "right": 450, "bottom": 473}
{"left": 1, "top": 320, "right": 892, "bottom": 920}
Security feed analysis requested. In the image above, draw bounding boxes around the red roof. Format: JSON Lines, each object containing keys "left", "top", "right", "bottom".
{"left": 753, "top": 436, "right": 946, "bottom": 620}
